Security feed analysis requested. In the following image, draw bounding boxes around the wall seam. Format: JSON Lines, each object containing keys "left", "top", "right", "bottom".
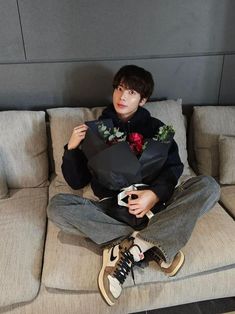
{"left": 218, "top": 55, "right": 225, "bottom": 104}
{"left": 0, "top": 51, "right": 235, "bottom": 66}
{"left": 16, "top": 0, "right": 27, "bottom": 60}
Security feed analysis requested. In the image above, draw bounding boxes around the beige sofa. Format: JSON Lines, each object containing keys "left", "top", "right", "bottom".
{"left": 0, "top": 101, "right": 234, "bottom": 314}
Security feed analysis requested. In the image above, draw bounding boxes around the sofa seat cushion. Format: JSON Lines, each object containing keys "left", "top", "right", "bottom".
{"left": 0, "top": 187, "right": 48, "bottom": 307}
{"left": 134, "top": 203, "right": 235, "bottom": 285}
{"left": 220, "top": 185, "right": 235, "bottom": 217}
{"left": 43, "top": 203, "right": 235, "bottom": 291}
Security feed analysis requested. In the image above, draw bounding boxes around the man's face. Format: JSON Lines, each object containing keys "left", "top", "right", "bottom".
{"left": 112, "top": 84, "right": 146, "bottom": 121}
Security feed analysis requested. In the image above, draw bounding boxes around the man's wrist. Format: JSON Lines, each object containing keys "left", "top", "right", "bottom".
{"left": 149, "top": 189, "right": 160, "bottom": 204}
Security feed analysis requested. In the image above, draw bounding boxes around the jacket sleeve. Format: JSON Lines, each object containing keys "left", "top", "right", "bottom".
{"left": 61, "top": 145, "right": 92, "bottom": 189}
{"left": 148, "top": 139, "right": 184, "bottom": 203}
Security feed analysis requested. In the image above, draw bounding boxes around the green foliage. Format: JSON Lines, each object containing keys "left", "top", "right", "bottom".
{"left": 98, "top": 123, "right": 126, "bottom": 143}
{"left": 154, "top": 125, "right": 175, "bottom": 143}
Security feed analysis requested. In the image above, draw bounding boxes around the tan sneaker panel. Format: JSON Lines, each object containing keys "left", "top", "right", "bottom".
{"left": 158, "top": 250, "right": 185, "bottom": 277}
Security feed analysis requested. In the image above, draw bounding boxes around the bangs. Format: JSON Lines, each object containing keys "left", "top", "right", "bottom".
{"left": 116, "top": 76, "right": 146, "bottom": 95}
{"left": 112, "top": 65, "right": 154, "bottom": 99}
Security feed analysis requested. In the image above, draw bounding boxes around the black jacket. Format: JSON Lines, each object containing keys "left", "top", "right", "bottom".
{"left": 62, "top": 104, "right": 184, "bottom": 203}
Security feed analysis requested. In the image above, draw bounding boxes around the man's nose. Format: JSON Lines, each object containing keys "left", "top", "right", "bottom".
{"left": 120, "top": 90, "right": 128, "bottom": 100}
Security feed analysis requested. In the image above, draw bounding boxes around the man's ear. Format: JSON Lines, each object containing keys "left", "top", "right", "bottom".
{"left": 139, "top": 98, "right": 147, "bottom": 107}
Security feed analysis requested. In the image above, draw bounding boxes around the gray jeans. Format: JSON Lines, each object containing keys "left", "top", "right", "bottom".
{"left": 47, "top": 175, "right": 220, "bottom": 262}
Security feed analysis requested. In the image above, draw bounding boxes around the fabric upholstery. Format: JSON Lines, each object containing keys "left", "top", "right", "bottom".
{"left": 47, "top": 99, "right": 190, "bottom": 186}
{"left": 47, "top": 107, "right": 104, "bottom": 185}
{"left": 43, "top": 203, "right": 235, "bottom": 291}
{"left": 145, "top": 99, "right": 190, "bottom": 175}
{"left": 0, "top": 155, "right": 8, "bottom": 199}
{"left": 134, "top": 203, "right": 235, "bottom": 286}
{"left": 219, "top": 135, "right": 235, "bottom": 184}
{"left": 0, "top": 111, "right": 49, "bottom": 188}
{"left": 2, "top": 104, "right": 235, "bottom": 313}
{"left": 220, "top": 185, "right": 235, "bottom": 217}
{"left": 5, "top": 268, "right": 235, "bottom": 314}
{"left": 193, "top": 106, "right": 235, "bottom": 177}
{"left": 0, "top": 187, "right": 48, "bottom": 307}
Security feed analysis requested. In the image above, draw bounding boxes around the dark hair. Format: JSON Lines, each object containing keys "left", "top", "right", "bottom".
{"left": 112, "top": 65, "right": 154, "bottom": 100}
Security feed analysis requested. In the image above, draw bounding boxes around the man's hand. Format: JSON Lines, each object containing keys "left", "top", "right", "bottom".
{"left": 68, "top": 124, "right": 88, "bottom": 150}
{"left": 126, "top": 190, "right": 159, "bottom": 218}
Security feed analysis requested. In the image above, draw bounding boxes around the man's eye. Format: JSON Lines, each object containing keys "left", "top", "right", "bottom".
{"left": 129, "top": 90, "right": 136, "bottom": 95}
{"left": 117, "top": 86, "right": 123, "bottom": 91}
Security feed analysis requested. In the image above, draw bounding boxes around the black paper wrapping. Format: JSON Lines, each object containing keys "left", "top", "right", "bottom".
{"left": 81, "top": 120, "right": 173, "bottom": 191}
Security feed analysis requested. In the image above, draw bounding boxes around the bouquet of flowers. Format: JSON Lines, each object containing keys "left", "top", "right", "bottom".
{"left": 81, "top": 119, "right": 174, "bottom": 229}
{"left": 81, "top": 119, "right": 175, "bottom": 191}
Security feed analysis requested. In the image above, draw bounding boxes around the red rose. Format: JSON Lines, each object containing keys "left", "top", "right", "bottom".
{"left": 128, "top": 133, "right": 144, "bottom": 155}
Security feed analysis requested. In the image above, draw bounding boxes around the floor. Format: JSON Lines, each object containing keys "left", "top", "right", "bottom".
{"left": 132, "top": 297, "right": 235, "bottom": 314}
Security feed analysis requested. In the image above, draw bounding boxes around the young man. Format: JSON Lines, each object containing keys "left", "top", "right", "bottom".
{"left": 47, "top": 65, "right": 220, "bottom": 306}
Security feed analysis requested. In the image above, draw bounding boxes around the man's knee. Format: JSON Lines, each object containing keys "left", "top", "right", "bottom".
{"left": 198, "top": 175, "right": 220, "bottom": 201}
{"left": 47, "top": 193, "right": 65, "bottom": 221}
{"left": 199, "top": 175, "right": 220, "bottom": 191}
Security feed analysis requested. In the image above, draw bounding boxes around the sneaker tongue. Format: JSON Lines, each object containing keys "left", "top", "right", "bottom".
{"left": 130, "top": 246, "right": 144, "bottom": 262}
{"left": 108, "top": 276, "right": 122, "bottom": 298}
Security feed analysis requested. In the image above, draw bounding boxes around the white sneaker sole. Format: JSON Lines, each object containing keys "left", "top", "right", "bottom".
{"left": 98, "top": 248, "right": 115, "bottom": 306}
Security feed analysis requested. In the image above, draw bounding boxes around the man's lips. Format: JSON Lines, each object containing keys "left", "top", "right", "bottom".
{"left": 117, "top": 103, "right": 127, "bottom": 109}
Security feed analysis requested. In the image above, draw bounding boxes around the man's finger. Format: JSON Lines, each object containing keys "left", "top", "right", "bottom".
{"left": 128, "top": 204, "right": 139, "bottom": 210}
{"left": 74, "top": 124, "right": 88, "bottom": 130}
{"left": 136, "top": 212, "right": 145, "bottom": 218}
{"left": 126, "top": 191, "right": 140, "bottom": 197}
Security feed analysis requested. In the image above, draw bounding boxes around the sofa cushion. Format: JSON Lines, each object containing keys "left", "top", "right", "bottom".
{"left": 0, "top": 187, "right": 48, "bottom": 307}
{"left": 219, "top": 135, "right": 235, "bottom": 184}
{"left": 145, "top": 99, "right": 190, "bottom": 175}
{"left": 10, "top": 268, "right": 235, "bottom": 314}
{"left": 47, "top": 107, "right": 104, "bottom": 185}
{"left": 220, "top": 185, "right": 235, "bottom": 217}
{"left": 134, "top": 203, "right": 235, "bottom": 286}
{"left": 43, "top": 203, "right": 235, "bottom": 291}
{"left": 0, "top": 111, "right": 48, "bottom": 188}
{"left": 0, "top": 155, "right": 8, "bottom": 199}
{"left": 47, "top": 99, "right": 190, "bottom": 186}
{"left": 193, "top": 106, "right": 235, "bottom": 177}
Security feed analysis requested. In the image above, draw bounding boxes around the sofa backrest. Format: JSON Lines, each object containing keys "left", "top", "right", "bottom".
{"left": 47, "top": 99, "right": 190, "bottom": 186}
{"left": 192, "top": 106, "right": 235, "bottom": 181}
{"left": 0, "top": 111, "right": 48, "bottom": 190}
{"left": 47, "top": 107, "right": 104, "bottom": 185}
{"left": 145, "top": 99, "right": 189, "bottom": 174}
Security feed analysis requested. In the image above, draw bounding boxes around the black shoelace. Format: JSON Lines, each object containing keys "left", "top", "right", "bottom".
{"left": 113, "top": 249, "right": 134, "bottom": 285}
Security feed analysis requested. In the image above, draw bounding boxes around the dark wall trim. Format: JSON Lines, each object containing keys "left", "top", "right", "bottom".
{"left": 1, "top": 51, "right": 235, "bottom": 66}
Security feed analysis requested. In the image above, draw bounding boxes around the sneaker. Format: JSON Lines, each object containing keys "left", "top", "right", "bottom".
{"left": 98, "top": 237, "right": 142, "bottom": 306}
{"left": 147, "top": 247, "right": 185, "bottom": 277}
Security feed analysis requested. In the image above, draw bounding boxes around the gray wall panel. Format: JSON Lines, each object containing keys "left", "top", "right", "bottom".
{"left": 148, "top": 56, "right": 223, "bottom": 104}
{"left": 219, "top": 55, "right": 235, "bottom": 104}
{"left": 0, "top": 56, "right": 222, "bottom": 109}
{"left": 0, "top": 0, "right": 25, "bottom": 62}
{"left": 19, "top": 0, "right": 235, "bottom": 61}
